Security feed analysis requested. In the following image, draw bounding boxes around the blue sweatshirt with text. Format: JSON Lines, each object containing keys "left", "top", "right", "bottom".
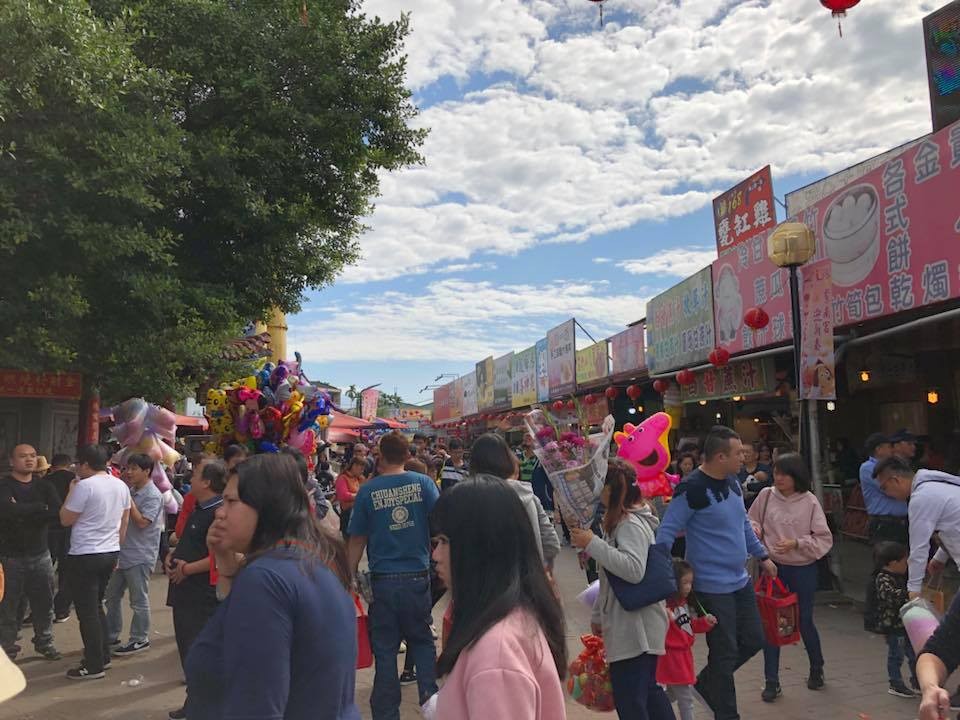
{"left": 656, "top": 468, "right": 768, "bottom": 594}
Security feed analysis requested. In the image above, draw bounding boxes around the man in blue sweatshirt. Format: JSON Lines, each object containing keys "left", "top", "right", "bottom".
{"left": 657, "top": 425, "right": 777, "bottom": 720}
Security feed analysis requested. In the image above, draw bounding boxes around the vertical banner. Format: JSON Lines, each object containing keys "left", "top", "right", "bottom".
{"left": 799, "top": 259, "right": 836, "bottom": 400}
{"left": 535, "top": 338, "right": 550, "bottom": 403}
{"left": 461, "top": 372, "right": 478, "bottom": 417}
{"left": 547, "top": 319, "right": 576, "bottom": 397}
{"left": 512, "top": 347, "right": 537, "bottom": 408}
{"left": 713, "top": 166, "right": 777, "bottom": 256}
{"left": 493, "top": 352, "right": 514, "bottom": 410}
{"left": 361, "top": 388, "right": 380, "bottom": 422}
{"left": 476, "top": 356, "right": 495, "bottom": 411}
{"left": 609, "top": 325, "right": 646, "bottom": 376}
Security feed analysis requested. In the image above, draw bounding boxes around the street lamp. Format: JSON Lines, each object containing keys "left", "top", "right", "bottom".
{"left": 768, "top": 221, "right": 816, "bottom": 468}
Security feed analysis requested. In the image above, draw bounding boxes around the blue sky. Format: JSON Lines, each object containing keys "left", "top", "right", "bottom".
{"left": 287, "top": 0, "right": 938, "bottom": 404}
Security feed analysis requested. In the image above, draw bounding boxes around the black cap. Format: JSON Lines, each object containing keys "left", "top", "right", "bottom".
{"left": 889, "top": 428, "right": 917, "bottom": 443}
{"left": 864, "top": 432, "right": 892, "bottom": 455}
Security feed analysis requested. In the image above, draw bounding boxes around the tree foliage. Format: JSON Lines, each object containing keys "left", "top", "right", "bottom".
{"left": 0, "top": 0, "right": 423, "bottom": 403}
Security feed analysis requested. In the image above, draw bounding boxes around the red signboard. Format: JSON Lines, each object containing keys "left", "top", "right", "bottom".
{"left": 0, "top": 370, "right": 83, "bottom": 400}
{"left": 712, "top": 225, "right": 793, "bottom": 356}
{"left": 432, "top": 383, "right": 452, "bottom": 423}
{"left": 795, "top": 120, "right": 960, "bottom": 328}
{"left": 713, "top": 166, "right": 777, "bottom": 256}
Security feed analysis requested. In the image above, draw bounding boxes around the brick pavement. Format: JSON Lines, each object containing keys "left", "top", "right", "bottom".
{"left": 0, "top": 545, "right": 950, "bottom": 720}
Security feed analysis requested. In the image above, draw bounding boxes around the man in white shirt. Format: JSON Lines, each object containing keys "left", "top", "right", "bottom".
{"left": 59, "top": 445, "right": 130, "bottom": 681}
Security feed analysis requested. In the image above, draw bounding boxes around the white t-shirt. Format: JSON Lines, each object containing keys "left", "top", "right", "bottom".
{"left": 64, "top": 472, "right": 132, "bottom": 555}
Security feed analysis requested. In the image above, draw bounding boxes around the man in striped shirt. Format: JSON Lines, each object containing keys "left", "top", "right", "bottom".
{"left": 438, "top": 439, "right": 468, "bottom": 492}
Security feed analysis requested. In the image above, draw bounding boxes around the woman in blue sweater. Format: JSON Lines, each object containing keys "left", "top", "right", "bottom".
{"left": 185, "top": 453, "right": 360, "bottom": 720}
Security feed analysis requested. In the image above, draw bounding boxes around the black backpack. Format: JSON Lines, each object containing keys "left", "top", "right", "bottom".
{"left": 863, "top": 571, "right": 880, "bottom": 633}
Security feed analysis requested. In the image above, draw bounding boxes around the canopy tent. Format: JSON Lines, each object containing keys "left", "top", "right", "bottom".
{"left": 373, "top": 417, "right": 406, "bottom": 429}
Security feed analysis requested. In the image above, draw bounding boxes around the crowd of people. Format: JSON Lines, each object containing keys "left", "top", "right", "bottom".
{"left": 0, "top": 419, "right": 958, "bottom": 720}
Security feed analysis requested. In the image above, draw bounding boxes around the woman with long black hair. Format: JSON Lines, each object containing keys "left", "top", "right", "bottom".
{"left": 185, "top": 453, "right": 359, "bottom": 720}
{"left": 431, "top": 480, "right": 567, "bottom": 719}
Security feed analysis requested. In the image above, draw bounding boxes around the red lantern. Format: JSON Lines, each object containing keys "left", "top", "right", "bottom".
{"left": 708, "top": 347, "right": 731, "bottom": 367}
{"left": 676, "top": 369, "right": 696, "bottom": 386}
{"left": 584, "top": 393, "right": 597, "bottom": 405}
{"left": 604, "top": 386, "right": 618, "bottom": 400}
{"left": 744, "top": 307, "right": 770, "bottom": 330}
{"left": 626, "top": 384, "right": 641, "bottom": 400}
{"left": 820, "top": 0, "right": 860, "bottom": 37}
{"left": 551, "top": 400, "right": 565, "bottom": 412}
{"left": 652, "top": 379, "right": 669, "bottom": 394}
{"left": 565, "top": 399, "right": 577, "bottom": 411}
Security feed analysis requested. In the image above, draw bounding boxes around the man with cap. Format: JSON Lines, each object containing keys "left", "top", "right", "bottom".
{"left": 890, "top": 429, "right": 917, "bottom": 462}
{"left": 859, "top": 433, "right": 908, "bottom": 544}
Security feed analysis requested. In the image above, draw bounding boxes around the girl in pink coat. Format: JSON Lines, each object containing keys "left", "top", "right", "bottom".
{"left": 748, "top": 453, "right": 834, "bottom": 703}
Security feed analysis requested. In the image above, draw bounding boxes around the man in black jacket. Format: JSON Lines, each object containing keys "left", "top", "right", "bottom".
{"left": 0, "top": 444, "right": 63, "bottom": 661}
{"left": 45, "top": 454, "right": 76, "bottom": 622}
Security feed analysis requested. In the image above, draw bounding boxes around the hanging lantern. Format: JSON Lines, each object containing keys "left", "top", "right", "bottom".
{"left": 626, "top": 384, "right": 642, "bottom": 400}
{"left": 587, "top": 0, "right": 606, "bottom": 26}
{"left": 584, "top": 393, "right": 597, "bottom": 405}
{"left": 604, "top": 386, "right": 619, "bottom": 400}
{"left": 744, "top": 307, "right": 770, "bottom": 330}
{"left": 565, "top": 399, "right": 577, "bottom": 411}
{"left": 676, "top": 369, "right": 696, "bottom": 386}
{"left": 820, "top": 0, "right": 860, "bottom": 37}
{"left": 551, "top": 400, "right": 565, "bottom": 412}
{"left": 708, "top": 347, "right": 731, "bottom": 367}
{"left": 652, "top": 379, "right": 669, "bottom": 394}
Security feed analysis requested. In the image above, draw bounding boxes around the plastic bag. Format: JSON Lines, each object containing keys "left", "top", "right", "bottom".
{"left": 567, "top": 635, "right": 615, "bottom": 712}
{"left": 524, "top": 409, "right": 615, "bottom": 528}
{"left": 900, "top": 596, "right": 942, "bottom": 655}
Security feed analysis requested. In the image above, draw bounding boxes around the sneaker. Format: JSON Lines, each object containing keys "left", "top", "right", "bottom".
{"left": 54, "top": 613, "right": 70, "bottom": 624}
{"left": 66, "top": 665, "right": 105, "bottom": 681}
{"left": 761, "top": 681, "right": 782, "bottom": 702}
{"left": 398, "top": 641, "right": 407, "bottom": 654}
{"left": 114, "top": 640, "right": 150, "bottom": 656}
{"left": 21, "top": 615, "right": 33, "bottom": 628}
{"left": 103, "top": 659, "right": 112, "bottom": 670}
{"left": 888, "top": 681, "right": 917, "bottom": 698}
{"left": 807, "top": 667, "right": 825, "bottom": 690}
{"left": 37, "top": 645, "right": 62, "bottom": 661}
{"left": 3, "top": 645, "right": 19, "bottom": 661}
{"left": 400, "top": 670, "right": 417, "bottom": 685}
{"left": 168, "top": 708, "right": 187, "bottom": 720}
{"left": 109, "top": 638, "right": 122, "bottom": 647}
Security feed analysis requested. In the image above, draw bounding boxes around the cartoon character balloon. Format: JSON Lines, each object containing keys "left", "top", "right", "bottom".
{"left": 613, "top": 411, "right": 679, "bottom": 499}
{"left": 110, "top": 398, "right": 180, "bottom": 513}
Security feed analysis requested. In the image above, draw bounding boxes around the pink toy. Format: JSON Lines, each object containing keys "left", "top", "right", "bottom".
{"left": 237, "top": 387, "right": 264, "bottom": 440}
{"left": 110, "top": 398, "right": 180, "bottom": 513}
{"left": 613, "top": 411, "right": 678, "bottom": 499}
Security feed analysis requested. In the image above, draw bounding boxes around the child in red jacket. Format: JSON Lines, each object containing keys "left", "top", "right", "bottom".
{"left": 657, "top": 559, "right": 717, "bottom": 720}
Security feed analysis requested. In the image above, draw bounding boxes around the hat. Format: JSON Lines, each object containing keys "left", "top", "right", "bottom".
{"left": 864, "top": 432, "right": 892, "bottom": 455}
{"left": 889, "top": 429, "right": 917, "bottom": 443}
{"left": 35, "top": 456, "right": 50, "bottom": 473}
{"left": 0, "top": 651, "right": 26, "bottom": 704}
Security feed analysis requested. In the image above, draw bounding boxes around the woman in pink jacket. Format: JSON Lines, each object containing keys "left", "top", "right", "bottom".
{"left": 430, "top": 479, "right": 567, "bottom": 720}
{"left": 748, "top": 453, "right": 833, "bottom": 703}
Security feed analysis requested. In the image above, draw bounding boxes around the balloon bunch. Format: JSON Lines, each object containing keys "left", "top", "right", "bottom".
{"left": 109, "top": 398, "right": 181, "bottom": 513}
{"left": 205, "top": 357, "right": 334, "bottom": 471}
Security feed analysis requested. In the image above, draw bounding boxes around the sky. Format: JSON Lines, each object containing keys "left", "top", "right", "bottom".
{"left": 288, "top": 0, "right": 941, "bottom": 406}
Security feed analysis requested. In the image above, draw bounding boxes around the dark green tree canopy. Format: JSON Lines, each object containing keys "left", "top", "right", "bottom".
{"left": 0, "top": 0, "right": 423, "bottom": 403}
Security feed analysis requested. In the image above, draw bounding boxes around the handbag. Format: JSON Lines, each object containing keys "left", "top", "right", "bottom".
{"left": 354, "top": 594, "right": 373, "bottom": 669}
{"left": 755, "top": 576, "right": 801, "bottom": 647}
{"left": 605, "top": 541, "right": 676, "bottom": 611}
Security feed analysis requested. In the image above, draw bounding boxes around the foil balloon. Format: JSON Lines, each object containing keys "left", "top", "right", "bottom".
{"left": 613, "top": 411, "right": 678, "bottom": 499}
{"left": 109, "top": 398, "right": 180, "bottom": 513}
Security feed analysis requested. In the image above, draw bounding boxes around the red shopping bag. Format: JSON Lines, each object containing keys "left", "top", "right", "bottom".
{"left": 755, "top": 577, "right": 800, "bottom": 647}
{"left": 566, "top": 635, "right": 615, "bottom": 712}
{"left": 355, "top": 594, "right": 373, "bottom": 669}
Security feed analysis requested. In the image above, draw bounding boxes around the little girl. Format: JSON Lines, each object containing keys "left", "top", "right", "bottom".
{"left": 868, "top": 541, "right": 919, "bottom": 698}
{"left": 657, "top": 559, "right": 717, "bottom": 720}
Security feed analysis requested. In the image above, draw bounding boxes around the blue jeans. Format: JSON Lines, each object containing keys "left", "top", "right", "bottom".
{"left": 608, "top": 653, "right": 676, "bottom": 720}
{"left": 369, "top": 573, "right": 438, "bottom": 720}
{"left": 886, "top": 633, "right": 917, "bottom": 686}
{"left": 105, "top": 563, "right": 152, "bottom": 643}
{"left": 0, "top": 553, "right": 55, "bottom": 652}
{"left": 696, "top": 582, "right": 765, "bottom": 720}
{"left": 762, "top": 562, "right": 824, "bottom": 682}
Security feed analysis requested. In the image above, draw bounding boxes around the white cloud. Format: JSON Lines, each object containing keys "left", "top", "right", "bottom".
{"left": 435, "top": 261, "right": 497, "bottom": 274}
{"left": 349, "top": 0, "right": 934, "bottom": 283}
{"left": 289, "top": 279, "right": 655, "bottom": 361}
{"left": 592, "top": 257, "right": 612, "bottom": 264}
{"left": 618, "top": 247, "right": 718, "bottom": 277}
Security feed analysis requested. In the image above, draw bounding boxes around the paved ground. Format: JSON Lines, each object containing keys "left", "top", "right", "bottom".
{"left": 0, "top": 544, "right": 952, "bottom": 720}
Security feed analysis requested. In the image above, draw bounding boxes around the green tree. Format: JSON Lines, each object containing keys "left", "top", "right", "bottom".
{"left": 0, "top": 0, "right": 424, "bottom": 403}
